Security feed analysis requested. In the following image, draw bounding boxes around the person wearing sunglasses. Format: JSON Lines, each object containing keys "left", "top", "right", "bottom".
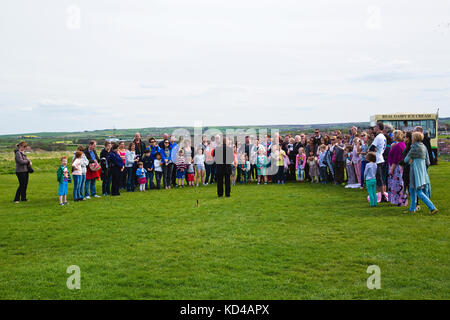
{"left": 146, "top": 137, "right": 161, "bottom": 189}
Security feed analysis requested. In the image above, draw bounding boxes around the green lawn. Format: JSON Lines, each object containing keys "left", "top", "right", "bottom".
{"left": 0, "top": 163, "right": 449, "bottom": 300}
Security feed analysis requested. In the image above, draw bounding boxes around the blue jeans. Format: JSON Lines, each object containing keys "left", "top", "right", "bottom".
{"left": 360, "top": 161, "right": 367, "bottom": 188}
{"left": 79, "top": 174, "right": 86, "bottom": 198}
{"left": 146, "top": 170, "right": 155, "bottom": 189}
{"left": 126, "top": 167, "right": 135, "bottom": 191}
{"left": 409, "top": 187, "right": 436, "bottom": 212}
{"left": 102, "top": 175, "right": 112, "bottom": 195}
{"left": 73, "top": 175, "right": 83, "bottom": 200}
{"left": 205, "top": 163, "right": 214, "bottom": 183}
{"left": 155, "top": 171, "right": 162, "bottom": 189}
{"left": 296, "top": 167, "right": 304, "bottom": 181}
{"left": 84, "top": 178, "right": 96, "bottom": 197}
{"left": 319, "top": 166, "right": 327, "bottom": 184}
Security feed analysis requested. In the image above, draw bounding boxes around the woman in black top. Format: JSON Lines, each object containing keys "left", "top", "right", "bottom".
{"left": 14, "top": 141, "right": 32, "bottom": 203}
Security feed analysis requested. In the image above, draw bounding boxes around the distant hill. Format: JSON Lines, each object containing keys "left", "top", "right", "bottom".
{"left": 0, "top": 121, "right": 372, "bottom": 140}
{"left": 1, "top": 117, "right": 448, "bottom": 144}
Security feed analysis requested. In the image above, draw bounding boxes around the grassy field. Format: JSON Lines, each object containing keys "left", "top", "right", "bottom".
{"left": 0, "top": 161, "right": 448, "bottom": 299}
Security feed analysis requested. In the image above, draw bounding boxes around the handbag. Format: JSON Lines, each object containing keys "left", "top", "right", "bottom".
{"left": 27, "top": 164, "right": 34, "bottom": 174}
{"left": 89, "top": 161, "right": 101, "bottom": 172}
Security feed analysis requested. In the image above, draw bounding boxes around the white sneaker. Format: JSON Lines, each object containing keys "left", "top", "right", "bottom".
{"left": 85, "top": 196, "right": 91, "bottom": 199}
{"left": 94, "top": 195, "right": 101, "bottom": 198}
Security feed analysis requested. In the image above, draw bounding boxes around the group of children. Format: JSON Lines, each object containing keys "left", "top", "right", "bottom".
{"left": 128, "top": 148, "right": 201, "bottom": 191}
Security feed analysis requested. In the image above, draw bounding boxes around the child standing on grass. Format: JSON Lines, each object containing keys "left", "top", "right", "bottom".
{"left": 136, "top": 162, "right": 147, "bottom": 192}
{"left": 295, "top": 147, "right": 306, "bottom": 182}
{"left": 186, "top": 161, "right": 195, "bottom": 186}
{"left": 352, "top": 138, "right": 362, "bottom": 185}
{"left": 142, "top": 149, "right": 153, "bottom": 190}
{"left": 57, "top": 157, "right": 71, "bottom": 206}
{"left": 273, "top": 145, "right": 286, "bottom": 184}
{"left": 307, "top": 151, "right": 319, "bottom": 183}
{"left": 256, "top": 147, "right": 268, "bottom": 184}
{"left": 176, "top": 149, "right": 187, "bottom": 187}
{"left": 72, "top": 151, "right": 83, "bottom": 201}
{"left": 359, "top": 133, "right": 369, "bottom": 189}
{"left": 345, "top": 145, "right": 356, "bottom": 184}
{"left": 153, "top": 152, "right": 163, "bottom": 189}
{"left": 231, "top": 145, "right": 238, "bottom": 186}
{"left": 364, "top": 152, "right": 378, "bottom": 207}
{"left": 245, "top": 154, "right": 251, "bottom": 183}
{"left": 318, "top": 145, "right": 328, "bottom": 184}
{"left": 237, "top": 154, "right": 247, "bottom": 184}
{"left": 193, "top": 148, "right": 206, "bottom": 186}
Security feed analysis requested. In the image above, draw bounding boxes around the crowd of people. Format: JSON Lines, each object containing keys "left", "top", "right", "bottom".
{"left": 13, "top": 122, "right": 438, "bottom": 214}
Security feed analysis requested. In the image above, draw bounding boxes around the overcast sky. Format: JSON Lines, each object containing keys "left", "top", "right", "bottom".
{"left": 0, "top": 0, "right": 449, "bottom": 134}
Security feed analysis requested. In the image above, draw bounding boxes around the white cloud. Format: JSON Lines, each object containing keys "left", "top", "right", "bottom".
{"left": 0, "top": 0, "right": 449, "bottom": 134}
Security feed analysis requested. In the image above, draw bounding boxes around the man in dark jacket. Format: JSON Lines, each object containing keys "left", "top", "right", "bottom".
{"left": 414, "top": 127, "right": 435, "bottom": 165}
{"left": 100, "top": 141, "right": 112, "bottom": 196}
{"left": 85, "top": 140, "right": 100, "bottom": 162}
{"left": 213, "top": 137, "right": 234, "bottom": 197}
{"left": 238, "top": 136, "right": 253, "bottom": 182}
{"left": 133, "top": 132, "right": 146, "bottom": 160}
{"left": 108, "top": 144, "right": 125, "bottom": 196}
{"left": 313, "top": 129, "right": 323, "bottom": 145}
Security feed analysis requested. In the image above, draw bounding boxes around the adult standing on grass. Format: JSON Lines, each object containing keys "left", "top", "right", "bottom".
{"left": 118, "top": 141, "right": 127, "bottom": 189}
{"left": 132, "top": 133, "right": 146, "bottom": 188}
{"left": 169, "top": 135, "right": 179, "bottom": 188}
{"left": 133, "top": 133, "right": 146, "bottom": 160}
{"left": 159, "top": 133, "right": 169, "bottom": 149}
{"left": 313, "top": 129, "right": 323, "bottom": 146}
{"left": 108, "top": 144, "right": 124, "bottom": 196}
{"left": 387, "top": 130, "right": 408, "bottom": 207}
{"left": 100, "top": 141, "right": 112, "bottom": 196}
{"left": 371, "top": 122, "right": 387, "bottom": 201}
{"left": 349, "top": 126, "right": 358, "bottom": 144}
{"left": 84, "top": 140, "right": 101, "bottom": 199}
{"left": 72, "top": 151, "right": 84, "bottom": 201}
{"left": 204, "top": 140, "right": 215, "bottom": 185}
{"left": 239, "top": 136, "right": 254, "bottom": 181}
{"left": 332, "top": 136, "right": 346, "bottom": 185}
{"left": 147, "top": 137, "right": 161, "bottom": 189}
{"left": 125, "top": 143, "right": 138, "bottom": 192}
{"left": 358, "top": 132, "right": 369, "bottom": 188}
{"left": 14, "top": 141, "right": 32, "bottom": 203}
{"left": 414, "top": 126, "right": 435, "bottom": 165}
{"left": 160, "top": 139, "right": 173, "bottom": 189}
{"left": 213, "top": 137, "right": 234, "bottom": 197}
{"left": 404, "top": 132, "right": 438, "bottom": 215}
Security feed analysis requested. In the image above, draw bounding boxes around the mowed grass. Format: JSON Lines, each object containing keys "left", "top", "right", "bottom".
{"left": 0, "top": 163, "right": 449, "bottom": 300}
